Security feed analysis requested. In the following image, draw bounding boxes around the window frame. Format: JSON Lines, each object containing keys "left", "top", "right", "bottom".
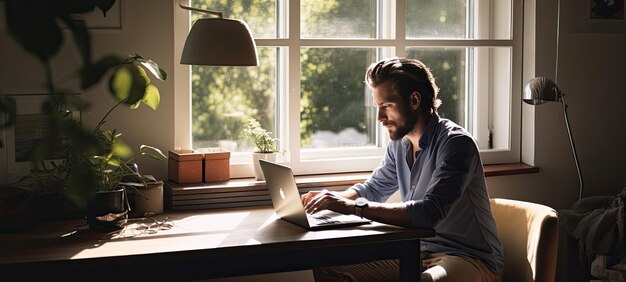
{"left": 173, "top": 0, "right": 523, "bottom": 178}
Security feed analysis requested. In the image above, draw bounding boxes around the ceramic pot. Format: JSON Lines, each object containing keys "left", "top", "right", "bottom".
{"left": 87, "top": 188, "right": 129, "bottom": 230}
{"left": 252, "top": 153, "right": 276, "bottom": 181}
{"left": 133, "top": 182, "right": 164, "bottom": 217}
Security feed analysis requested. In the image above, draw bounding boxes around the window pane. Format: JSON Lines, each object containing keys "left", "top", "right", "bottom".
{"left": 300, "top": 48, "right": 377, "bottom": 149}
{"left": 406, "top": 0, "right": 467, "bottom": 39}
{"left": 407, "top": 47, "right": 513, "bottom": 151}
{"left": 406, "top": 48, "right": 467, "bottom": 127}
{"left": 301, "top": 0, "right": 377, "bottom": 39}
{"left": 192, "top": 0, "right": 276, "bottom": 39}
{"left": 406, "top": 0, "right": 512, "bottom": 39}
{"left": 192, "top": 48, "right": 276, "bottom": 152}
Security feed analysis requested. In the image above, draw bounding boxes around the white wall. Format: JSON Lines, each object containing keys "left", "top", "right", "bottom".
{"left": 488, "top": 0, "right": 626, "bottom": 210}
{"left": 488, "top": 1, "right": 626, "bottom": 281}
{"left": 0, "top": 1, "right": 176, "bottom": 182}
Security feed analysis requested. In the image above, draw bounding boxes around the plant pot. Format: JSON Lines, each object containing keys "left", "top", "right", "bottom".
{"left": 133, "top": 182, "right": 164, "bottom": 217}
{"left": 252, "top": 153, "right": 276, "bottom": 181}
{"left": 87, "top": 188, "right": 129, "bottom": 230}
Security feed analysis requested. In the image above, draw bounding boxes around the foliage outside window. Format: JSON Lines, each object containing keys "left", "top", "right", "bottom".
{"left": 186, "top": 0, "right": 520, "bottom": 176}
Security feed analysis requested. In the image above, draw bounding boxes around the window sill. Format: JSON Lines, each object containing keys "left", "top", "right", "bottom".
{"left": 166, "top": 163, "right": 537, "bottom": 211}
{"left": 483, "top": 163, "right": 538, "bottom": 177}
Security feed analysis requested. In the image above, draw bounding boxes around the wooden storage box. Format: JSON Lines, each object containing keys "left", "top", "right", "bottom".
{"left": 168, "top": 150, "right": 203, "bottom": 184}
{"left": 198, "top": 148, "right": 230, "bottom": 182}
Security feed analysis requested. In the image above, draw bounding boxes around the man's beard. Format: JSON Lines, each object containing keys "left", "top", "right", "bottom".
{"left": 387, "top": 107, "right": 418, "bottom": 141}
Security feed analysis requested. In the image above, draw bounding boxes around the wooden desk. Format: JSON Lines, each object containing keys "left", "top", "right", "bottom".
{"left": 0, "top": 208, "right": 434, "bottom": 281}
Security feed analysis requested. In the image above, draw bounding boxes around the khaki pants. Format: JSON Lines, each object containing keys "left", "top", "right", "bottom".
{"left": 313, "top": 252, "right": 502, "bottom": 282}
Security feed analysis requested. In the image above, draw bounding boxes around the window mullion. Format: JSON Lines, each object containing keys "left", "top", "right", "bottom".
{"left": 287, "top": 0, "right": 301, "bottom": 167}
{"left": 395, "top": 0, "right": 406, "bottom": 57}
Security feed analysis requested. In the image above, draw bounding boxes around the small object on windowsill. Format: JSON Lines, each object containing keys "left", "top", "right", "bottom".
{"left": 198, "top": 148, "right": 231, "bottom": 183}
{"left": 168, "top": 149, "right": 204, "bottom": 184}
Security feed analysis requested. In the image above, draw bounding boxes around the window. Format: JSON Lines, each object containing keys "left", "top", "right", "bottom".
{"left": 177, "top": 0, "right": 522, "bottom": 177}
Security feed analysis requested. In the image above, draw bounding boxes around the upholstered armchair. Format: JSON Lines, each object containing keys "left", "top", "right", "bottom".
{"left": 490, "top": 198, "right": 559, "bottom": 282}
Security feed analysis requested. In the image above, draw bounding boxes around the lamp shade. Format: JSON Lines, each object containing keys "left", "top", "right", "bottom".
{"left": 522, "top": 77, "right": 562, "bottom": 105}
{"left": 181, "top": 18, "right": 258, "bottom": 66}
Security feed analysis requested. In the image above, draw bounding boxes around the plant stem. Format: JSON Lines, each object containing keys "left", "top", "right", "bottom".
{"left": 95, "top": 99, "right": 126, "bottom": 131}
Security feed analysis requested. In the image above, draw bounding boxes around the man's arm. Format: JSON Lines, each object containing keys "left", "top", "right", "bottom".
{"left": 404, "top": 135, "right": 480, "bottom": 228}
{"left": 300, "top": 141, "right": 409, "bottom": 225}
{"left": 301, "top": 188, "right": 359, "bottom": 203}
{"left": 301, "top": 189, "right": 413, "bottom": 228}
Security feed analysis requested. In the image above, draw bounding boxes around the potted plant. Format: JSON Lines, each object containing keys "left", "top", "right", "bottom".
{"left": 76, "top": 51, "right": 167, "bottom": 228}
{"left": 7, "top": 52, "right": 168, "bottom": 229}
{"left": 244, "top": 118, "right": 282, "bottom": 181}
{"left": 0, "top": 1, "right": 170, "bottom": 227}
{"left": 87, "top": 127, "right": 165, "bottom": 229}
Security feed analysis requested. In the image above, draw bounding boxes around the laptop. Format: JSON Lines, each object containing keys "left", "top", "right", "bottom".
{"left": 260, "top": 160, "right": 370, "bottom": 230}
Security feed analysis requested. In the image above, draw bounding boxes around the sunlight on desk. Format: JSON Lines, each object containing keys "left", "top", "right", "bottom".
{"left": 257, "top": 213, "right": 279, "bottom": 231}
{"left": 71, "top": 233, "right": 232, "bottom": 259}
{"left": 173, "top": 211, "right": 252, "bottom": 232}
{"left": 70, "top": 211, "right": 257, "bottom": 259}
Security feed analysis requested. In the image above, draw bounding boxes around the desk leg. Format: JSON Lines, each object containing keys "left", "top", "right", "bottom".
{"left": 399, "top": 240, "right": 421, "bottom": 282}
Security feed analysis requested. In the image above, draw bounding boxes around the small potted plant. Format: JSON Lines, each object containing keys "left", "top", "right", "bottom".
{"left": 0, "top": 1, "right": 169, "bottom": 229}
{"left": 244, "top": 118, "right": 281, "bottom": 181}
{"left": 87, "top": 128, "right": 166, "bottom": 229}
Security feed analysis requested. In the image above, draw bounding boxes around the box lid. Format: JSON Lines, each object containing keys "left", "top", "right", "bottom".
{"left": 198, "top": 148, "right": 230, "bottom": 160}
{"left": 169, "top": 150, "right": 203, "bottom": 161}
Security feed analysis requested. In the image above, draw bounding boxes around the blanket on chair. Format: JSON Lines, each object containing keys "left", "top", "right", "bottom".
{"left": 561, "top": 186, "right": 626, "bottom": 256}
{"left": 560, "top": 186, "right": 626, "bottom": 280}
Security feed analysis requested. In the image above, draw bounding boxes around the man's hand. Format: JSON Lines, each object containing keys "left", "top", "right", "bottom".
{"left": 301, "top": 189, "right": 354, "bottom": 215}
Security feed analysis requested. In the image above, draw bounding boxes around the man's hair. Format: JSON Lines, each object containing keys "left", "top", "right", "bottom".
{"left": 365, "top": 57, "right": 441, "bottom": 113}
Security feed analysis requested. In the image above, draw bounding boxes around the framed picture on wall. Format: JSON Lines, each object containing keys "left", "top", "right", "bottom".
{"left": 590, "top": 0, "right": 625, "bottom": 19}
{"left": 571, "top": 0, "right": 626, "bottom": 34}
{"left": 4, "top": 94, "right": 81, "bottom": 178}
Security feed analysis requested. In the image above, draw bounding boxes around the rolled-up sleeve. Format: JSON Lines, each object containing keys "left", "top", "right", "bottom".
{"left": 351, "top": 142, "right": 401, "bottom": 203}
{"left": 405, "top": 135, "right": 479, "bottom": 228}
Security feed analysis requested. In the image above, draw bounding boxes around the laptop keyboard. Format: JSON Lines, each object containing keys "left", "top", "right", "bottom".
{"left": 308, "top": 214, "right": 339, "bottom": 225}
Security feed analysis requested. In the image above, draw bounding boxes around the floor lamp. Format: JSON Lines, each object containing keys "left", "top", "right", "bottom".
{"left": 522, "top": 0, "right": 584, "bottom": 200}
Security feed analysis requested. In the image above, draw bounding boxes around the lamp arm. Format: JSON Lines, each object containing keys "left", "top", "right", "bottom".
{"left": 561, "top": 96, "right": 584, "bottom": 200}
{"left": 179, "top": 0, "right": 223, "bottom": 18}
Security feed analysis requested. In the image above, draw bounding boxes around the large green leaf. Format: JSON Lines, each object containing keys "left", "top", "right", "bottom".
{"left": 108, "top": 64, "right": 148, "bottom": 105}
{"left": 139, "top": 145, "right": 166, "bottom": 159}
{"left": 142, "top": 84, "right": 160, "bottom": 110}
{"left": 5, "top": 0, "right": 62, "bottom": 63}
{"left": 136, "top": 65, "right": 150, "bottom": 84}
{"left": 4, "top": 0, "right": 118, "bottom": 65}
{"left": 112, "top": 140, "right": 132, "bottom": 159}
{"left": 108, "top": 66, "right": 131, "bottom": 100}
{"left": 129, "top": 81, "right": 160, "bottom": 110}
{"left": 81, "top": 55, "right": 125, "bottom": 89}
{"left": 137, "top": 58, "right": 167, "bottom": 81}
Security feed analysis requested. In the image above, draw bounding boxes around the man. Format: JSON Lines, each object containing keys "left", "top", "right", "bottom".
{"left": 301, "top": 58, "right": 504, "bottom": 282}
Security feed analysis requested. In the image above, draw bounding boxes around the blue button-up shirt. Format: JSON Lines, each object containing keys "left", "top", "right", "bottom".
{"left": 351, "top": 114, "right": 504, "bottom": 273}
